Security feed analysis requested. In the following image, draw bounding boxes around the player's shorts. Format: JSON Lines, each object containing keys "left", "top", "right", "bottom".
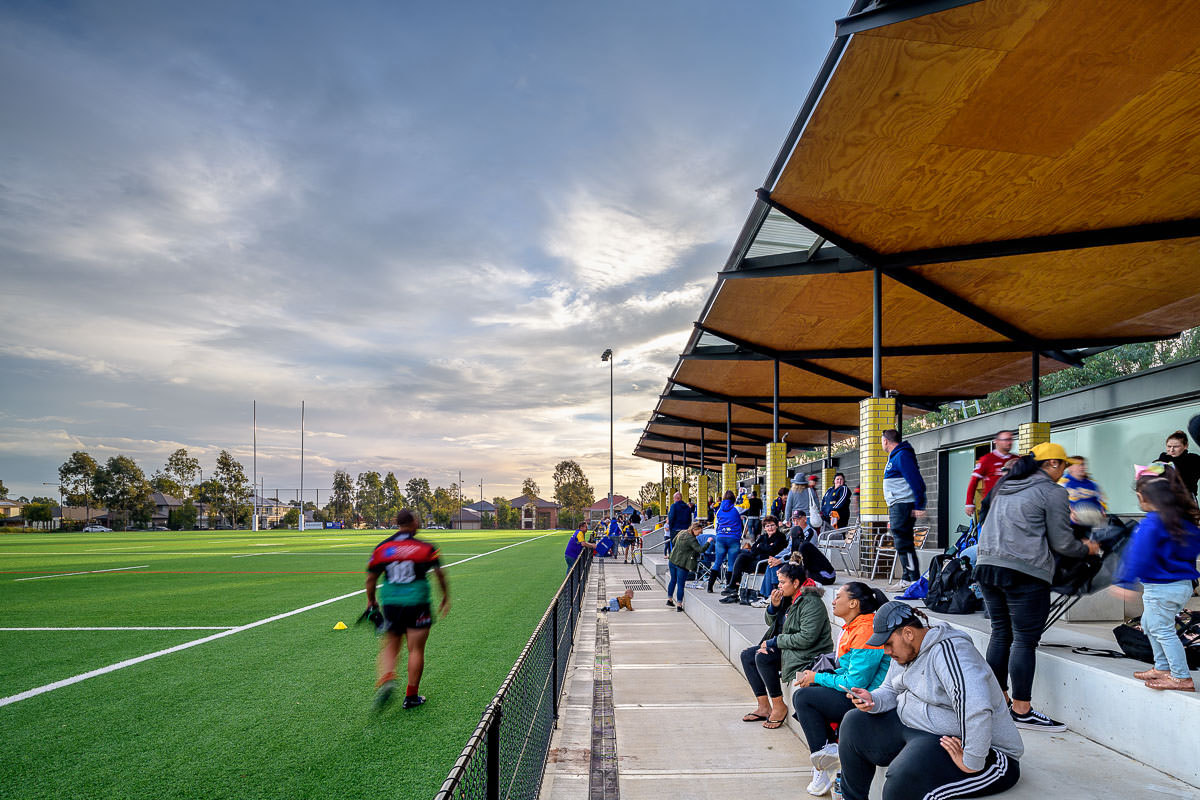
{"left": 382, "top": 602, "right": 433, "bottom": 630}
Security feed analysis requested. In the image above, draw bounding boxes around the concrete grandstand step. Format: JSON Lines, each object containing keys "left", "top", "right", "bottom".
{"left": 640, "top": 551, "right": 1199, "bottom": 795}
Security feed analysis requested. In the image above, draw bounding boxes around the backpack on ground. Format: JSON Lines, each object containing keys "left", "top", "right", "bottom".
{"left": 1113, "top": 609, "right": 1200, "bottom": 670}
{"left": 924, "top": 554, "right": 982, "bottom": 614}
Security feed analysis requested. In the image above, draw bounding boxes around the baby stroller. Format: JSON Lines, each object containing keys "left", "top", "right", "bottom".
{"left": 687, "top": 527, "right": 718, "bottom": 589}
{"left": 1043, "top": 516, "right": 1135, "bottom": 631}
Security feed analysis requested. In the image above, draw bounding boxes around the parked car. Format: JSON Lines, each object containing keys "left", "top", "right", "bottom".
{"left": 82, "top": 525, "right": 112, "bottom": 532}
{"left": 151, "top": 526, "right": 168, "bottom": 531}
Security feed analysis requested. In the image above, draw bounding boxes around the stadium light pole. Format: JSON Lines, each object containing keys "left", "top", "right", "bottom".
{"left": 601, "top": 348, "right": 613, "bottom": 522}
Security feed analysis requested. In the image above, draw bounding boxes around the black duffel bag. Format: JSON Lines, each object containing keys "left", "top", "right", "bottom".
{"left": 1113, "top": 609, "right": 1200, "bottom": 670}
{"left": 925, "top": 554, "right": 982, "bottom": 615}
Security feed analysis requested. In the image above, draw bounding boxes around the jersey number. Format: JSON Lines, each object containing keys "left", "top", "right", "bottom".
{"left": 385, "top": 561, "right": 415, "bottom": 584}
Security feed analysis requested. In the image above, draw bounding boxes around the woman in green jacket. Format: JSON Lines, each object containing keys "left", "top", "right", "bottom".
{"left": 740, "top": 562, "right": 833, "bottom": 729}
{"left": 667, "top": 521, "right": 705, "bottom": 612}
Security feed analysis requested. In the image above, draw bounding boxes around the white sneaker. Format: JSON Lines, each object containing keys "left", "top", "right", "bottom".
{"left": 806, "top": 768, "right": 834, "bottom": 796}
{"left": 810, "top": 742, "right": 840, "bottom": 772}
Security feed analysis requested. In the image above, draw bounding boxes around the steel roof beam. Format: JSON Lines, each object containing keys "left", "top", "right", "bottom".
{"left": 836, "top": 0, "right": 984, "bottom": 37}
{"left": 667, "top": 378, "right": 842, "bottom": 428}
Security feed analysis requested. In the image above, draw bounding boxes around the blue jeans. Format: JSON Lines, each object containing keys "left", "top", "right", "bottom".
{"left": 713, "top": 537, "right": 740, "bottom": 578}
{"left": 667, "top": 562, "right": 689, "bottom": 603}
{"left": 1141, "top": 580, "right": 1194, "bottom": 679}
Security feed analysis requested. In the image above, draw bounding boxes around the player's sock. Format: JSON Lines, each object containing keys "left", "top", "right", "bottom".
{"left": 406, "top": 683, "right": 419, "bottom": 698}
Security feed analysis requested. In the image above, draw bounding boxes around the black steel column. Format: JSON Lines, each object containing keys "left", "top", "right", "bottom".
{"left": 872, "top": 266, "right": 883, "bottom": 397}
{"left": 1031, "top": 350, "right": 1040, "bottom": 423}
{"left": 773, "top": 358, "right": 780, "bottom": 443}
{"left": 551, "top": 598, "right": 559, "bottom": 722}
{"left": 726, "top": 402, "right": 732, "bottom": 462}
{"left": 486, "top": 703, "right": 501, "bottom": 800}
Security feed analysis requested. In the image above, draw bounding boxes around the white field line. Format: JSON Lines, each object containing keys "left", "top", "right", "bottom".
{"left": 15, "top": 565, "right": 150, "bottom": 582}
{"left": 230, "top": 552, "right": 285, "bottom": 559}
{"left": 0, "top": 531, "right": 557, "bottom": 708}
{"left": 0, "top": 627, "right": 236, "bottom": 631}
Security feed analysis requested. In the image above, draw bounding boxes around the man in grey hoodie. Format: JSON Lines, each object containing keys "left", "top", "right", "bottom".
{"left": 838, "top": 601, "right": 1022, "bottom": 800}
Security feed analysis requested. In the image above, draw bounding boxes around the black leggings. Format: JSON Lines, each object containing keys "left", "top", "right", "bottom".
{"left": 839, "top": 709, "right": 1020, "bottom": 800}
{"left": 791, "top": 685, "right": 855, "bottom": 752}
{"left": 976, "top": 577, "right": 1050, "bottom": 703}
{"left": 739, "top": 645, "right": 782, "bottom": 698}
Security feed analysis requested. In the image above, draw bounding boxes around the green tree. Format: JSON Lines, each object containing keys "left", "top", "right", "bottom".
{"left": 26, "top": 501, "right": 54, "bottom": 530}
{"left": 280, "top": 508, "right": 300, "bottom": 528}
{"left": 382, "top": 472, "right": 402, "bottom": 523}
{"left": 164, "top": 448, "right": 201, "bottom": 493}
{"left": 330, "top": 470, "right": 354, "bottom": 524}
{"left": 638, "top": 481, "right": 660, "bottom": 517}
{"left": 431, "top": 485, "right": 457, "bottom": 527}
{"left": 355, "top": 471, "right": 385, "bottom": 527}
{"left": 171, "top": 499, "right": 198, "bottom": 530}
{"left": 212, "top": 450, "right": 251, "bottom": 528}
{"left": 521, "top": 477, "right": 540, "bottom": 500}
{"left": 492, "top": 496, "right": 516, "bottom": 529}
{"left": 59, "top": 451, "right": 99, "bottom": 527}
{"left": 94, "top": 455, "right": 152, "bottom": 531}
{"left": 553, "top": 460, "right": 594, "bottom": 532}
{"left": 149, "top": 471, "right": 183, "bottom": 498}
{"left": 0, "top": 479, "right": 7, "bottom": 499}
{"left": 404, "top": 477, "right": 433, "bottom": 518}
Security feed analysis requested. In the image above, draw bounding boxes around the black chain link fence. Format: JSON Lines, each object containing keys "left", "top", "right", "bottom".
{"left": 434, "top": 550, "right": 593, "bottom": 800}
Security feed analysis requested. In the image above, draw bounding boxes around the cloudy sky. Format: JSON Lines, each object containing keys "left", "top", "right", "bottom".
{"left": 1, "top": 0, "right": 848, "bottom": 505}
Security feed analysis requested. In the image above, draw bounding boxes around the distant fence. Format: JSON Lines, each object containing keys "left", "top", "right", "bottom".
{"left": 433, "top": 550, "right": 593, "bottom": 800}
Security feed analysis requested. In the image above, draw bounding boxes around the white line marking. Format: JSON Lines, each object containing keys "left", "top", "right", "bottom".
{"left": 231, "top": 552, "right": 284, "bottom": 559}
{"left": 0, "top": 532, "right": 556, "bottom": 707}
{"left": 15, "top": 565, "right": 150, "bottom": 582}
{"left": 0, "top": 627, "right": 237, "bottom": 631}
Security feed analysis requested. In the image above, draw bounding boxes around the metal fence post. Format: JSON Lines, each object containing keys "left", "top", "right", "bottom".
{"left": 487, "top": 703, "right": 502, "bottom": 800}
{"left": 551, "top": 595, "right": 560, "bottom": 723}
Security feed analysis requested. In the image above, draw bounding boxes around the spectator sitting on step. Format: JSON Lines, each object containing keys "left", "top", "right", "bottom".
{"left": 759, "top": 510, "right": 836, "bottom": 598}
{"left": 717, "top": 514, "right": 786, "bottom": 602}
{"left": 789, "top": 582, "right": 891, "bottom": 796}
{"left": 739, "top": 562, "right": 833, "bottom": 730}
{"left": 839, "top": 601, "right": 1023, "bottom": 800}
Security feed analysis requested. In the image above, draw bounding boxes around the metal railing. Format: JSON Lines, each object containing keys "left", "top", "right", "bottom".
{"left": 433, "top": 549, "right": 593, "bottom": 800}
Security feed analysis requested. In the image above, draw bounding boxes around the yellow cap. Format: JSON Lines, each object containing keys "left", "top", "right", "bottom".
{"left": 1028, "top": 442, "right": 1079, "bottom": 464}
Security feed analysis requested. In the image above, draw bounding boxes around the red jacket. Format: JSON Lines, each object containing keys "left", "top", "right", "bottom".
{"left": 966, "top": 450, "right": 1016, "bottom": 506}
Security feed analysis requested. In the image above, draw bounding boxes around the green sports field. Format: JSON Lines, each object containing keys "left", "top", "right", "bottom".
{"left": 0, "top": 528, "right": 570, "bottom": 799}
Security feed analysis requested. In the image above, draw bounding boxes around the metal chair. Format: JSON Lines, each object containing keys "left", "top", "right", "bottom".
{"left": 870, "top": 526, "right": 930, "bottom": 582}
{"left": 816, "top": 524, "right": 859, "bottom": 576}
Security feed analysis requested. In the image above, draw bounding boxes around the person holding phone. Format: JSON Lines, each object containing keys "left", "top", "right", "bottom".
{"left": 838, "top": 601, "right": 1022, "bottom": 800}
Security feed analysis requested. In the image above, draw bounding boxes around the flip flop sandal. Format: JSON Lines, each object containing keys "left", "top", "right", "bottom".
{"left": 762, "top": 717, "right": 787, "bottom": 729}
{"left": 741, "top": 713, "right": 768, "bottom": 722}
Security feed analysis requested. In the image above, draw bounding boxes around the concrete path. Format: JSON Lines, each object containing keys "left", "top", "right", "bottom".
{"left": 540, "top": 556, "right": 1199, "bottom": 800}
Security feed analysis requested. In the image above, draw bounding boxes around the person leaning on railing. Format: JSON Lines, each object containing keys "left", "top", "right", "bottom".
{"left": 666, "top": 521, "right": 705, "bottom": 613}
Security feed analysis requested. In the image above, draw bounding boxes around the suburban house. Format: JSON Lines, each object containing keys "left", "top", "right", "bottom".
{"left": 509, "top": 495, "right": 561, "bottom": 530}
{"left": 0, "top": 499, "right": 26, "bottom": 528}
{"left": 584, "top": 495, "right": 642, "bottom": 525}
{"left": 450, "top": 506, "right": 483, "bottom": 530}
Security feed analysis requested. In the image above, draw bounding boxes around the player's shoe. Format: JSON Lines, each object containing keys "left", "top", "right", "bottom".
{"left": 372, "top": 680, "right": 395, "bottom": 712}
{"left": 403, "top": 694, "right": 427, "bottom": 709}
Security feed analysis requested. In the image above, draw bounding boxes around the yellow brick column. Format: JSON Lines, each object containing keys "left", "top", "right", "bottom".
{"left": 858, "top": 398, "right": 896, "bottom": 523}
{"left": 1018, "top": 422, "right": 1051, "bottom": 453}
{"left": 696, "top": 473, "right": 709, "bottom": 518}
{"left": 820, "top": 466, "right": 835, "bottom": 497}
{"left": 659, "top": 487, "right": 668, "bottom": 518}
{"left": 722, "top": 463, "right": 737, "bottom": 497}
{"left": 681, "top": 472, "right": 691, "bottom": 504}
{"left": 765, "top": 443, "right": 787, "bottom": 507}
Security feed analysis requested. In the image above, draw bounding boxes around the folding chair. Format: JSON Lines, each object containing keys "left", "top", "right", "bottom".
{"left": 870, "top": 526, "right": 929, "bottom": 582}
{"left": 816, "top": 524, "right": 859, "bottom": 576}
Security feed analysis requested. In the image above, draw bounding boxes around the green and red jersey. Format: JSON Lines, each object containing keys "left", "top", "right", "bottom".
{"left": 367, "top": 532, "right": 441, "bottom": 606}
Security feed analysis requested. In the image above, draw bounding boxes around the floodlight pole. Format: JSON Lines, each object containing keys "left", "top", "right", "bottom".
{"left": 253, "top": 400, "right": 258, "bottom": 532}
{"left": 602, "top": 349, "right": 614, "bottom": 522}
{"left": 299, "top": 400, "right": 305, "bottom": 531}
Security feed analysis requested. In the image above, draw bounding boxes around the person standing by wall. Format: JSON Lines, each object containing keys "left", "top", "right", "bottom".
{"left": 666, "top": 491, "right": 691, "bottom": 556}
{"left": 881, "top": 430, "right": 927, "bottom": 587}
{"left": 965, "top": 430, "right": 1017, "bottom": 521}
{"left": 1157, "top": 429, "right": 1200, "bottom": 498}
{"left": 975, "top": 444, "right": 1099, "bottom": 730}
{"left": 820, "top": 472, "right": 852, "bottom": 530}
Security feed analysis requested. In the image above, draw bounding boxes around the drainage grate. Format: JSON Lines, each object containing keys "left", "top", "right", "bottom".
{"left": 622, "top": 580, "right": 653, "bottom": 591}
{"left": 590, "top": 561, "right": 620, "bottom": 800}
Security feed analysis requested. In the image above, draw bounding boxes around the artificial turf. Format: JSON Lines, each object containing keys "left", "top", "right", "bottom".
{"left": 0, "top": 528, "right": 571, "bottom": 799}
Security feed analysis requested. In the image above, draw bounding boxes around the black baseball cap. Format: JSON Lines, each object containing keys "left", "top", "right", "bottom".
{"left": 866, "top": 601, "right": 918, "bottom": 647}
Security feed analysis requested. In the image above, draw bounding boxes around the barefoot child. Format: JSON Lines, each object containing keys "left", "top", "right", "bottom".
{"left": 1116, "top": 470, "right": 1200, "bottom": 692}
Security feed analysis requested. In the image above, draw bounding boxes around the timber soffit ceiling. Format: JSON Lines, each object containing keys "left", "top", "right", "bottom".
{"left": 636, "top": 0, "right": 1200, "bottom": 467}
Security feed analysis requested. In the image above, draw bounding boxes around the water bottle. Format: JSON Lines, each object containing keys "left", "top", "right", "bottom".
{"left": 831, "top": 771, "right": 843, "bottom": 800}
